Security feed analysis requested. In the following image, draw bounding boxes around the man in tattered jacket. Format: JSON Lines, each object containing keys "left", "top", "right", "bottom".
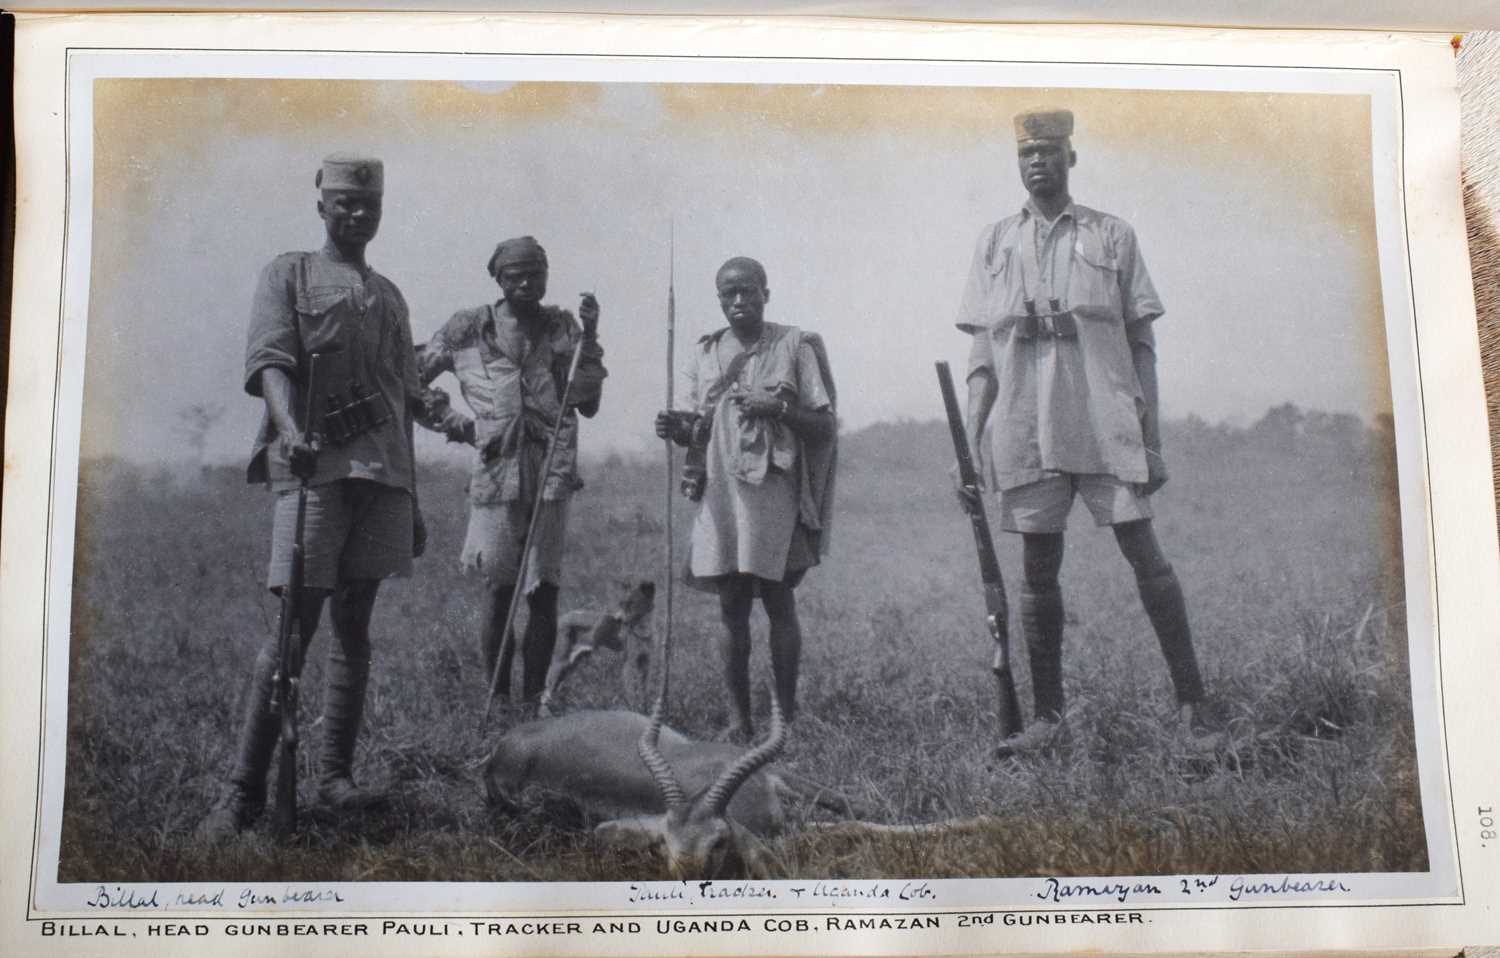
{"left": 418, "top": 235, "right": 607, "bottom": 708}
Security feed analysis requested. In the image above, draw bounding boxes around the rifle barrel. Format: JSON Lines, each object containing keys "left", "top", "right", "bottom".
{"left": 936, "top": 360, "right": 1023, "bottom": 739}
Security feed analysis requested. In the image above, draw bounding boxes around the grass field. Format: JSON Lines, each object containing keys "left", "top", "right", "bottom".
{"left": 58, "top": 407, "right": 1428, "bottom": 882}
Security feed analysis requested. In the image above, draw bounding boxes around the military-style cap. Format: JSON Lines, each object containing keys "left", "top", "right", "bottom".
{"left": 1014, "top": 109, "right": 1074, "bottom": 143}
{"left": 487, "top": 235, "right": 549, "bottom": 276}
{"left": 315, "top": 153, "right": 384, "bottom": 194}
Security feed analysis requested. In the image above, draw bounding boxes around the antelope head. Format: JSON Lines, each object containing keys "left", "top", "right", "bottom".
{"left": 594, "top": 692, "right": 788, "bottom": 879}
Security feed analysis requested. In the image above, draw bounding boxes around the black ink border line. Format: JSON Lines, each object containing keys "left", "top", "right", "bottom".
{"left": 27, "top": 41, "right": 1461, "bottom": 922}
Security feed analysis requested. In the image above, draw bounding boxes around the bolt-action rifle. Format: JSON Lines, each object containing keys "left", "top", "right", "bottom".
{"left": 936, "top": 360, "right": 1024, "bottom": 740}
{"left": 270, "top": 351, "right": 327, "bottom": 834}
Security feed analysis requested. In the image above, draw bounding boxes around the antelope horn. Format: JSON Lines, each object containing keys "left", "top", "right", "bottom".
{"left": 638, "top": 692, "right": 687, "bottom": 809}
{"left": 703, "top": 682, "right": 788, "bottom": 816}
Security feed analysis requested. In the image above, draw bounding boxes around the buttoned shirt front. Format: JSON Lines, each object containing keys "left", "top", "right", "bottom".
{"left": 244, "top": 249, "right": 420, "bottom": 492}
{"left": 957, "top": 200, "right": 1164, "bottom": 490}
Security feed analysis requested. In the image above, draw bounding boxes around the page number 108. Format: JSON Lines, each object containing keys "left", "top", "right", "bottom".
{"left": 1480, "top": 806, "right": 1495, "bottom": 847}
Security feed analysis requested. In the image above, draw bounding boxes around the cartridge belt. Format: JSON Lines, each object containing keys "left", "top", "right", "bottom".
{"left": 319, "top": 382, "right": 390, "bottom": 446}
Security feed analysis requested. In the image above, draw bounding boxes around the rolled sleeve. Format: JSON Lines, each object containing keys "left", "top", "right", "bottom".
{"left": 1126, "top": 318, "right": 1158, "bottom": 353}
{"left": 1115, "top": 224, "right": 1164, "bottom": 326}
{"left": 243, "top": 255, "right": 301, "bottom": 398}
{"left": 965, "top": 326, "right": 994, "bottom": 379}
{"left": 954, "top": 226, "right": 996, "bottom": 336}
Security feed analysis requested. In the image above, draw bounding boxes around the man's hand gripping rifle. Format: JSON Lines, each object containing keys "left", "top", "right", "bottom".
{"left": 936, "top": 361, "right": 1024, "bottom": 741}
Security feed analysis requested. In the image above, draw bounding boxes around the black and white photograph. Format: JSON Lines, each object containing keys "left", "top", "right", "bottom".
{"left": 6, "top": 17, "right": 1497, "bottom": 953}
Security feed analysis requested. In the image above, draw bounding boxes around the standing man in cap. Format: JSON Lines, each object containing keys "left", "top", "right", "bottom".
{"left": 415, "top": 236, "right": 606, "bottom": 708}
{"left": 199, "top": 152, "right": 427, "bottom": 840}
{"left": 655, "top": 256, "right": 836, "bottom": 742}
{"left": 954, "top": 110, "right": 1212, "bottom": 755}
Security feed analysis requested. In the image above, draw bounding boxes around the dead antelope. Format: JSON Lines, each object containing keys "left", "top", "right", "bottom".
{"left": 483, "top": 695, "right": 813, "bottom": 878}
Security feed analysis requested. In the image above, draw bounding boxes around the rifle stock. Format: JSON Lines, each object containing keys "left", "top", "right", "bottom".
{"left": 273, "top": 511, "right": 303, "bottom": 835}
{"left": 936, "top": 361, "right": 1024, "bottom": 739}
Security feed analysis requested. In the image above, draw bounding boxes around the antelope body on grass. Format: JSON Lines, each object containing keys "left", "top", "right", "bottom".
{"left": 483, "top": 695, "right": 803, "bottom": 878}
{"left": 483, "top": 704, "right": 998, "bottom": 878}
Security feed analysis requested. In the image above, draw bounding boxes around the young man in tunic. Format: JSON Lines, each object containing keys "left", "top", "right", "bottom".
{"left": 200, "top": 153, "right": 427, "bottom": 840}
{"left": 656, "top": 257, "right": 836, "bottom": 742}
{"left": 415, "top": 236, "right": 606, "bottom": 708}
{"left": 955, "top": 111, "right": 1211, "bottom": 755}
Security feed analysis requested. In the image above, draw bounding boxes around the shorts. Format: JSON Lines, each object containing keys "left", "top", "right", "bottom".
{"left": 267, "top": 478, "right": 414, "bottom": 590}
{"left": 997, "top": 473, "right": 1152, "bottom": 534}
{"left": 460, "top": 498, "right": 569, "bottom": 593}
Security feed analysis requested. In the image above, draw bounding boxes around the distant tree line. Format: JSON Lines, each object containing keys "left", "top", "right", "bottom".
{"left": 836, "top": 402, "right": 1399, "bottom": 488}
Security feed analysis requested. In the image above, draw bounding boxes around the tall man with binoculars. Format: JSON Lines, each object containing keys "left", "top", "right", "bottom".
{"left": 954, "top": 110, "right": 1214, "bottom": 756}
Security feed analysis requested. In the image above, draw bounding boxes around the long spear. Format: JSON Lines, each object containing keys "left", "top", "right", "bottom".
{"left": 662, "top": 224, "right": 676, "bottom": 712}
{"left": 645, "top": 224, "right": 676, "bottom": 754}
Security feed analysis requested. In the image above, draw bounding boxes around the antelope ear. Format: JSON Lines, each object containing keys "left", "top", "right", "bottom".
{"left": 595, "top": 817, "right": 665, "bottom": 853}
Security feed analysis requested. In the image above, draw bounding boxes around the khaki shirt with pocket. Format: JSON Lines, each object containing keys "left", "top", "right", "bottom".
{"left": 957, "top": 201, "right": 1163, "bottom": 491}
{"left": 244, "top": 249, "right": 420, "bottom": 492}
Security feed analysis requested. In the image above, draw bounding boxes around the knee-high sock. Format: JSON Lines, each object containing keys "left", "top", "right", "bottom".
{"left": 1137, "top": 566, "right": 1206, "bottom": 705}
{"left": 1020, "top": 588, "right": 1065, "bottom": 721}
{"left": 319, "top": 644, "right": 370, "bottom": 783}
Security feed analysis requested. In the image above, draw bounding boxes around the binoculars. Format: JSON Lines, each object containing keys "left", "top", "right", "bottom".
{"left": 1015, "top": 298, "right": 1078, "bottom": 338}
{"left": 321, "top": 382, "right": 389, "bottom": 446}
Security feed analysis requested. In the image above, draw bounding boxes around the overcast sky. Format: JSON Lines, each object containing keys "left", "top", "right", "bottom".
{"left": 80, "top": 78, "right": 1387, "bottom": 466}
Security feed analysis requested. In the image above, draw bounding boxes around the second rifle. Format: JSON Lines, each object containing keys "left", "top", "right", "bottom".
{"left": 936, "top": 360, "right": 1024, "bottom": 740}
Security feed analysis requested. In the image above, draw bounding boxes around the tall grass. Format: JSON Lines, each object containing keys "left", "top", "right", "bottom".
{"left": 57, "top": 412, "right": 1427, "bottom": 881}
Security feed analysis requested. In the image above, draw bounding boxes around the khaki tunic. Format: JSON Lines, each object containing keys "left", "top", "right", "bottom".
{"left": 957, "top": 201, "right": 1163, "bottom": 491}
{"left": 244, "top": 249, "right": 420, "bottom": 492}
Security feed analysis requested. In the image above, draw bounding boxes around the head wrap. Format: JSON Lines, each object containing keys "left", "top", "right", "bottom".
{"left": 487, "top": 236, "right": 549, "bottom": 277}
{"left": 1013, "top": 109, "right": 1074, "bottom": 143}
{"left": 315, "top": 153, "right": 384, "bottom": 194}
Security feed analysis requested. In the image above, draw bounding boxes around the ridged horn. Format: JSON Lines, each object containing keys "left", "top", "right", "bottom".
{"left": 638, "top": 691, "right": 686, "bottom": 809}
{"left": 703, "top": 683, "right": 788, "bottom": 816}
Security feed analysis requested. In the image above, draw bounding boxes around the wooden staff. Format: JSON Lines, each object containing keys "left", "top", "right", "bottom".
{"left": 480, "top": 324, "right": 587, "bottom": 728}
